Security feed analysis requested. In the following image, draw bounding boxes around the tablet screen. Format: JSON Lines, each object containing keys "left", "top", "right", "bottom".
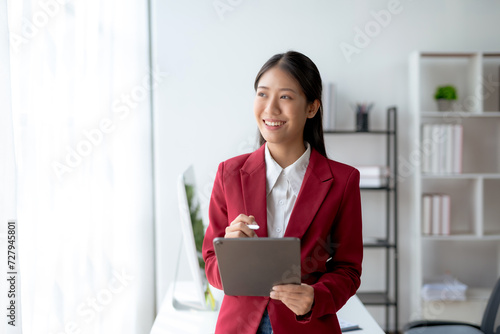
{"left": 213, "top": 237, "right": 301, "bottom": 296}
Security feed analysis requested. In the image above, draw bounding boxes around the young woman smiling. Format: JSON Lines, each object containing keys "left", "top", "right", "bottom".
{"left": 202, "top": 51, "right": 363, "bottom": 334}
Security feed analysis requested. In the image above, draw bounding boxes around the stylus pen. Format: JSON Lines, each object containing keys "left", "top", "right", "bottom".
{"left": 247, "top": 224, "right": 260, "bottom": 230}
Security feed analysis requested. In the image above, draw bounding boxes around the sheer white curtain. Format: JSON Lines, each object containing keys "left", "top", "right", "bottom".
{"left": 6, "top": 0, "right": 156, "bottom": 333}
{"left": 1, "top": 0, "right": 21, "bottom": 332}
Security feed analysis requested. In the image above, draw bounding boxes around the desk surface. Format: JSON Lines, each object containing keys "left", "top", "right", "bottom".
{"left": 151, "top": 282, "right": 384, "bottom": 334}
{"left": 337, "top": 294, "right": 385, "bottom": 333}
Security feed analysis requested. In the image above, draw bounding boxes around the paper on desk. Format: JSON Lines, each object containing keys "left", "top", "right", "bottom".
{"left": 339, "top": 318, "right": 361, "bottom": 332}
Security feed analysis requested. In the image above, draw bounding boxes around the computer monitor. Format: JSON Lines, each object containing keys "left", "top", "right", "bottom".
{"left": 174, "top": 165, "right": 215, "bottom": 311}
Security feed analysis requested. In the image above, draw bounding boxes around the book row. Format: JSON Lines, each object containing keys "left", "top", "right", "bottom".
{"left": 422, "top": 194, "right": 451, "bottom": 236}
{"left": 421, "top": 124, "right": 463, "bottom": 174}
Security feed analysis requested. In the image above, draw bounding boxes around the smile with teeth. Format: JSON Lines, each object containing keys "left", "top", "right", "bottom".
{"left": 264, "top": 120, "right": 286, "bottom": 127}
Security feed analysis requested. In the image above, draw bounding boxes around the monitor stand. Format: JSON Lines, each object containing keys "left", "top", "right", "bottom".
{"left": 171, "top": 239, "right": 220, "bottom": 311}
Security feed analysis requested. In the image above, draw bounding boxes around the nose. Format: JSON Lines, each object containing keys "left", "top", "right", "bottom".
{"left": 264, "top": 95, "right": 281, "bottom": 115}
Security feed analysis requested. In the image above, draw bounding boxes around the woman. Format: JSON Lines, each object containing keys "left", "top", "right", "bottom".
{"left": 202, "top": 51, "right": 363, "bottom": 334}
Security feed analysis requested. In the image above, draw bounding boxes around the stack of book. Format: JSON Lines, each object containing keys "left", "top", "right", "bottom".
{"left": 356, "top": 166, "right": 389, "bottom": 188}
{"left": 421, "top": 275, "right": 467, "bottom": 301}
{"left": 422, "top": 194, "right": 451, "bottom": 235}
{"left": 421, "top": 124, "right": 463, "bottom": 174}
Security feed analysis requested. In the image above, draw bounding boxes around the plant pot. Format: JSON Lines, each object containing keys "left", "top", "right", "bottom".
{"left": 436, "top": 99, "right": 454, "bottom": 112}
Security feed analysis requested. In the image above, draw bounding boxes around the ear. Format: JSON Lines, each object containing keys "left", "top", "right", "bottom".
{"left": 307, "top": 99, "right": 321, "bottom": 119}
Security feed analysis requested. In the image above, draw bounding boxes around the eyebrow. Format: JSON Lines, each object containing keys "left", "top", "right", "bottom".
{"left": 257, "top": 86, "right": 298, "bottom": 94}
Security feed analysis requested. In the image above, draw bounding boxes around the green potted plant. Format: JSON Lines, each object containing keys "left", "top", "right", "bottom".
{"left": 434, "top": 85, "right": 457, "bottom": 111}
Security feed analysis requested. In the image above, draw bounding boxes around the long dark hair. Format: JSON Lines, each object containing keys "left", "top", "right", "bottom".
{"left": 254, "top": 51, "right": 327, "bottom": 157}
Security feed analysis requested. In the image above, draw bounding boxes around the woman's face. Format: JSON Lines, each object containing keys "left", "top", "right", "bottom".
{"left": 253, "top": 66, "right": 316, "bottom": 149}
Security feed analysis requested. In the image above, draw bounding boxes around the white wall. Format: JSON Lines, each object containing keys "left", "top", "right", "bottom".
{"left": 151, "top": 0, "right": 500, "bottom": 328}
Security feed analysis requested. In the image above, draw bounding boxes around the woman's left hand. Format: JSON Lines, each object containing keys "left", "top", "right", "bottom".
{"left": 270, "top": 283, "right": 314, "bottom": 316}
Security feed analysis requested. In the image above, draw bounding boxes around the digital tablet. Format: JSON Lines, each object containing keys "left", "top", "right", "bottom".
{"left": 213, "top": 237, "right": 301, "bottom": 296}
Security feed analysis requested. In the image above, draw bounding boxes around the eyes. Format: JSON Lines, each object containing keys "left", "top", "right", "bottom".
{"left": 256, "top": 92, "right": 292, "bottom": 100}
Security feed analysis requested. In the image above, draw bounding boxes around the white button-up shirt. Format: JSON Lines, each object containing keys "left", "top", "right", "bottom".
{"left": 264, "top": 142, "right": 311, "bottom": 238}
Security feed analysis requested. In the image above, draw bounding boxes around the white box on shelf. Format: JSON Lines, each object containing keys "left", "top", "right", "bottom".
{"left": 356, "top": 166, "right": 389, "bottom": 188}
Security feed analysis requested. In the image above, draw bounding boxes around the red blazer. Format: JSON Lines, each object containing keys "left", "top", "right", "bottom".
{"left": 202, "top": 145, "right": 363, "bottom": 334}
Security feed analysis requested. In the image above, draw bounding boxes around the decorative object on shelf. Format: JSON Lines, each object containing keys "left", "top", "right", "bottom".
{"left": 434, "top": 85, "right": 457, "bottom": 111}
{"left": 356, "top": 165, "right": 390, "bottom": 188}
{"left": 355, "top": 102, "right": 373, "bottom": 132}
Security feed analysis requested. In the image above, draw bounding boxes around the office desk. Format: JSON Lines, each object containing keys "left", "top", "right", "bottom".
{"left": 151, "top": 282, "right": 384, "bottom": 334}
{"left": 337, "top": 294, "right": 385, "bottom": 333}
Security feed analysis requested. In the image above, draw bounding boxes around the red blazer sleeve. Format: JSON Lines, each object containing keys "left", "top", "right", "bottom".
{"left": 202, "top": 162, "right": 226, "bottom": 290}
{"left": 308, "top": 168, "right": 363, "bottom": 320}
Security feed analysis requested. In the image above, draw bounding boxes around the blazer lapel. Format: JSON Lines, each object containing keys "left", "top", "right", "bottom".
{"left": 284, "top": 149, "right": 334, "bottom": 238}
{"left": 240, "top": 145, "right": 268, "bottom": 237}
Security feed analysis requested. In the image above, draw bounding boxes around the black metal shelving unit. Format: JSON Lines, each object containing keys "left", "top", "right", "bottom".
{"left": 324, "top": 107, "right": 399, "bottom": 333}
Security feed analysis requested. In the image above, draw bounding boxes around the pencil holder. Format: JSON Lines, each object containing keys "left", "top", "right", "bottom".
{"left": 356, "top": 111, "right": 369, "bottom": 132}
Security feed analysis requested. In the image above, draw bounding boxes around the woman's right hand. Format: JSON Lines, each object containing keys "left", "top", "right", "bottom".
{"left": 225, "top": 214, "right": 259, "bottom": 238}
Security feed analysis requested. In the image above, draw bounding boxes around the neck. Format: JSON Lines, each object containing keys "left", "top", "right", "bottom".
{"left": 267, "top": 141, "right": 307, "bottom": 169}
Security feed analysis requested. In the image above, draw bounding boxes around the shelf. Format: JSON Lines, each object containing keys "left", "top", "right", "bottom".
{"left": 363, "top": 237, "right": 396, "bottom": 248}
{"left": 421, "top": 111, "right": 500, "bottom": 117}
{"left": 324, "top": 130, "right": 395, "bottom": 135}
{"left": 411, "top": 50, "right": 500, "bottom": 328}
{"left": 360, "top": 186, "right": 393, "bottom": 191}
{"left": 422, "top": 234, "right": 500, "bottom": 241}
{"left": 422, "top": 173, "right": 500, "bottom": 179}
{"left": 357, "top": 292, "right": 397, "bottom": 306}
{"left": 363, "top": 241, "right": 396, "bottom": 248}
{"left": 335, "top": 107, "right": 398, "bottom": 331}
{"left": 420, "top": 52, "right": 477, "bottom": 58}
{"left": 464, "top": 287, "right": 492, "bottom": 300}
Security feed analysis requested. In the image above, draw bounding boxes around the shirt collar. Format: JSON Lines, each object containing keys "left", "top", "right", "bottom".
{"left": 265, "top": 142, "right": 311, "bottom": 196}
